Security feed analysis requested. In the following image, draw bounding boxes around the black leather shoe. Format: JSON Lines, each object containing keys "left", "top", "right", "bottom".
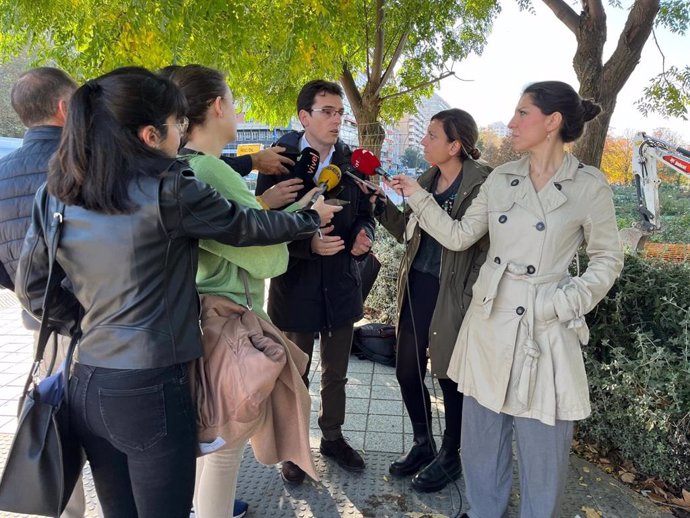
{"left": 280, "top": 460, "right": 306, "bottom": 485}
{"left": 389, "top": 421, "right": 436, "bottom": 477}
{"left": 320, "top": 437, "right": 365, "bottom": 472}
{"left": 411, "top": 433, "right": 462, "bottom": 493}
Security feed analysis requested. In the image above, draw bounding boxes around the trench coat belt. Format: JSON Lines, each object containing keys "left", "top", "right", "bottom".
{"left": 482, "top": 259, "right": 565, "bottom": 408}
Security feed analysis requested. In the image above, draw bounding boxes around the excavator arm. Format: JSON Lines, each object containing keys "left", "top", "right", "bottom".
{"left": 619, "top": 132, "right": 690, "bottom": 250}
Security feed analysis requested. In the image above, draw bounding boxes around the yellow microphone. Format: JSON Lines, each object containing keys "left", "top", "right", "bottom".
{"left": 307, "top": 164, "right": 342, "bottom": 208}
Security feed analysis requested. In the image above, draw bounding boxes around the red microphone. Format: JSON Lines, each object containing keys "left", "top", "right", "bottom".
{"left": 351, "top": 149, "right": 393, "bottom": 180}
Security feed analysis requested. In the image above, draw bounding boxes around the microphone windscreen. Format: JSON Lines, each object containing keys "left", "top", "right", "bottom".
{"left": 292, "top": 147, "right": 320, "bottom": 181}
{"left": 351, "top": 148, "right": 381, "bottom": 176}
{"left": 318, "top": 164, "right": 342, "bottom": 191}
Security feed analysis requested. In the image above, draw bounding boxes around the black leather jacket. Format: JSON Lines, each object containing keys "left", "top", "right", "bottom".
{"left": 16, "top": 158, "right": 320, "bottom": 369}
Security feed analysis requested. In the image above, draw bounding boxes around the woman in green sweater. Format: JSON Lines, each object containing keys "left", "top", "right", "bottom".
{"left": 169, "top": 64, "right": 331, "bottom": 518}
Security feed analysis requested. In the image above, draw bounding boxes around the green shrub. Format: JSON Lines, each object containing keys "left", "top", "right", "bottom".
{"left": 367, "top": 220, "right": 690, "bottom": 487}
{"left": 366, "top": 227, "right": 404, "bottom": 324}
{"left": 579, "top": 252, "right": 690, "bottom": 487}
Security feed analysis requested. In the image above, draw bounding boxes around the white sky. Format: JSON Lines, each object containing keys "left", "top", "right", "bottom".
{"left": 437, "top": 0, "right": 690, "bottom": 143}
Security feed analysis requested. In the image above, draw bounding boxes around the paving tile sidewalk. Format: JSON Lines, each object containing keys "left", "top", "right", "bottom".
{"left": 0, "top": 290, "right": 673, "bottom": 517}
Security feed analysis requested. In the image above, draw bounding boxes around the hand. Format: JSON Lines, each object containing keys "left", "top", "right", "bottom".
{"left": 351, "top": 228, "right": 373, "bottom": 257}
{"left": 367, "top": 185, "right": 386, "bottom": 205}
{"left": 258, "top": 178, "right": 304, "bottom": 208}
{"left": 390, "top": 175, "right": 422, "bottom": 197}
{"left": 311, "top": 225, "right": 345, "bottom": 256}
{"left": 251, "top": 146, "right": 295, "bottom": 174}
{"left": 297, "top": 186, "right": 321, "bottom": 209}
{"left": 312, "top": 195, "right": 343, "bottom": 226}
{"left": 368, "top": 186, "right": 387, "bottom": 217}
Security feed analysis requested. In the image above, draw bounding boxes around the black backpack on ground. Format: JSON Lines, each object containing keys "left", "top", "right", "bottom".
{"left": 352, "top": 323, "right": 396, "bottom": 367}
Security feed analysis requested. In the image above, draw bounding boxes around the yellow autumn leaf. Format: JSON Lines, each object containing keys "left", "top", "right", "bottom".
{"left": 581, "top": 506, "right": 603, "bottom": 518}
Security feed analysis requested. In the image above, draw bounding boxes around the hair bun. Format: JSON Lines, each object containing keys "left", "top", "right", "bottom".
{"left": 581, "top": 99, "right": 601, "bottom": 122}
{"left": 469, "top": 148, "right": 481, "bottom": 160}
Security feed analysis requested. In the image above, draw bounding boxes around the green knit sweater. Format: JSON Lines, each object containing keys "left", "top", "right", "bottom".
{"left": 183, "top": 153, "right": 294, "bottom": 321}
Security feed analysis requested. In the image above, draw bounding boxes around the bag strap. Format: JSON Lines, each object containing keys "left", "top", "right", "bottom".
{"left": 238, "top": 268, "right": 253, "bottom": 310}
{"left": 22, "top": 200, "right": 68, "bottom": 397}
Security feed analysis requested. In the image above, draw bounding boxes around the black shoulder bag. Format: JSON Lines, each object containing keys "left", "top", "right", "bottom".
{"left": 0, "top": 203, "right": 86, "bottom": 517}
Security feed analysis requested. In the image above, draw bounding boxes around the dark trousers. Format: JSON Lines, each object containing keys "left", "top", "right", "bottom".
{"left": 69, "top": 363, "right": 197, "bottom": 518}
{"left": 397, "top": 269, "right": 463, "bottom": 445}
{"left": 286, "top": 324, "right": 355, "bottom": 441}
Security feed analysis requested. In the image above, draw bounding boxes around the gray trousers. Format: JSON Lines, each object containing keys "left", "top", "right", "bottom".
{"left": 461, "top": 396, "right": 574, "bottom": 518}
{"left": 286, "top": 324, "right": 355, "bottom": 441}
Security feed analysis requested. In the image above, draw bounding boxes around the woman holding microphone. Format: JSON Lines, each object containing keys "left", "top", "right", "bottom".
{"left": 390, "top": 81, "right": 623, "bottom": 518}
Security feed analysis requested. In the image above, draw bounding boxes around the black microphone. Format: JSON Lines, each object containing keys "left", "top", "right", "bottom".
{"left": 292, "top": 146, "right": 320, "bottom": 182}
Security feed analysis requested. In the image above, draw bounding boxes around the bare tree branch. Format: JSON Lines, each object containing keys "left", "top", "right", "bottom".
{"left": 374, "top": 28, "right": 410, "bottom": 98}
{"left": 370, "top": 0, "right": 385, "bottom": 84}
{"left": 341, "top": 63, "right": 363, "bottom": 119}
{"left": 586, "top": 0, "right": 607, "bottom": 24}
{"left": 542, "top": 0, "right": 580, "bottom": 34}
{"left": 363, "top": 0, "right": 371, "bottom": 80}
{"left": 380, "top": 71, "right": 455, "bottom": 101}
{"left": 602, "top": 0, "right": 659, "bottom": 93}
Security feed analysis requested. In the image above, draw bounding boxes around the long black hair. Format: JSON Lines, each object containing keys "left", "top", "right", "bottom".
{"left": 523, "top": 81, "right": 601, "bottom": 143}
{"left": 48, "top": 67, "right": 188, "bottom": 214}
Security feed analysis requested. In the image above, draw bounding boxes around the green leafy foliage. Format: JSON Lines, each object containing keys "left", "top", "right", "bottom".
{"left": 401, "top": 147, "right": 428, "bottom": 170}
{"left": 577, "top": 252, "right": 690, "bottom": 487}
{"left": 366, "top": 227, "right": 404, "bottom": 324}
{"left": 636, "top": 66, "right": 690, "bottom": 121}
{"left": 0, "top": 0, "right": 499, "bottom": 131}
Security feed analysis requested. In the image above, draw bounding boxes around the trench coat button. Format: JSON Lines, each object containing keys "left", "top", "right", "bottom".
{"left": 516, "top": 306, "right": 525, "bottom": 315}
{"left": 498, "top": 215, "right": 508, "bottom": 224}
{"left": 527, "top": 265, "right": 535, "bottom": 274}
{"left": 494, "top": 256, "right": 501, "bottom": 264}
{"left": 536, "top": 222, "right": 545, "bottom": 231}
{"left": 510, "top": 179, "right": 519, "bottom": 186}
{"left": 554, "top": 182, "right": 562, "bottom": 190}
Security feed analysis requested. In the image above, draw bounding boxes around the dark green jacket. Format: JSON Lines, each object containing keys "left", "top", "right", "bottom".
{"left": 377, "top": 159, "right": 492, "bottom": 377}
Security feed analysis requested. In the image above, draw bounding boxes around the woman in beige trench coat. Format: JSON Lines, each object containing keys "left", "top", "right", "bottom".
{"left": 390, "top": 81, "right": 624, "bottom": 518}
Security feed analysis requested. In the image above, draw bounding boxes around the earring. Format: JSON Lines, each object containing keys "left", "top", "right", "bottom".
{"left": 546, "top": 132, "right": 551, "bottom": 141}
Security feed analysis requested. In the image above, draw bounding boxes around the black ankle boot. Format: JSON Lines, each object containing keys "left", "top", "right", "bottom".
{"left": 411, "top": 432, "right": 461, "bottom": 492}
{"left": 389, "top": 421, "right": 436, "bottom": 477}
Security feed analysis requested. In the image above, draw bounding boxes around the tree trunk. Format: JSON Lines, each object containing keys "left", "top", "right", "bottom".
{"left": 340, "top": 65, "right": 385, "bottom": 157}
{"left": 356, "top": 92, "right": 386, "bottom": 156}
{"left": 572, "top": 94, "right": 615, "bottom": 166}
{"left": 544, "top": 0, "right": 660, "bottom": 168}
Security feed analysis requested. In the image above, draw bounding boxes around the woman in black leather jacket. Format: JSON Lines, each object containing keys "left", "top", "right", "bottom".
{"left": 15, "top": 67, "right": 330, "bottom": 518}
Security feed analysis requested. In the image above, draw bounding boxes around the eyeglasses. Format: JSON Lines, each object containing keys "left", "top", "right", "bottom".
{"left": 162, "top": 116, "right": 189, "bottom": 135}
{"left": 310, "top": 107, "right": 345, "bottom": 119}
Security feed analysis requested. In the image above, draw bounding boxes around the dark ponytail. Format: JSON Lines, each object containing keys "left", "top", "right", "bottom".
{"left": 431, "top": 108, "right": 481, "bottom": 161}
{"left": 522, "top": 81, "right": 601, "bottom": 143}
{"left": 48, "top": 67, "right": 187, "bottom": 214}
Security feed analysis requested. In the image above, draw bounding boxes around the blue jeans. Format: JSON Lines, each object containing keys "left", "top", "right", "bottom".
{"left": 69, "top": 363, "right": 197, "bottom": 518}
